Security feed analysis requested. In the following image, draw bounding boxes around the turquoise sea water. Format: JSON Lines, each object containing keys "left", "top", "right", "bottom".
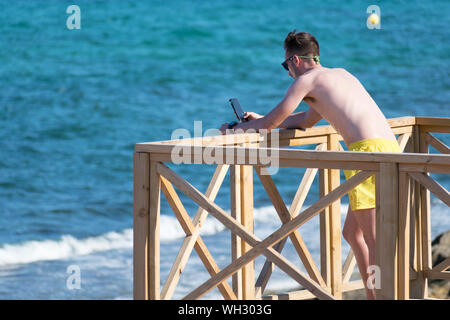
{"left": 0, "top": 0, "right": 449, "bottom": 299}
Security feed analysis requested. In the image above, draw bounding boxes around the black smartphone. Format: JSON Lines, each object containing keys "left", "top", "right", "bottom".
{"left": 229, "top": 98, "right": 248, "bottom": 123}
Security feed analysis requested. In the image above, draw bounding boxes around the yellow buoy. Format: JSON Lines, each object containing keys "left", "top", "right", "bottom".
{"left": 368, "top": 13, "right": 380, "bottom": 25}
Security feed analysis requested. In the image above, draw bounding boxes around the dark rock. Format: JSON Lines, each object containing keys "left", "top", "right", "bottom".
{"left": 431, "top": 231, "right": 450, "bottom": 269}
{"left": 429, "top": 230, "right": 450, "bottom": 299}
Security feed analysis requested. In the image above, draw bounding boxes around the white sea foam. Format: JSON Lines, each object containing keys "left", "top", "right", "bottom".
{"left": 0, "top": 213, "right": 229, "bottom": 266}
{"left": 0, "top": 230, "right": 133, "bottom": 266}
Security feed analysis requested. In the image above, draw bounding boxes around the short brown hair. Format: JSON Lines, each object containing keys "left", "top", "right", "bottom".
{"left": 284, "top": 30, "right": 319, "bottom": 57}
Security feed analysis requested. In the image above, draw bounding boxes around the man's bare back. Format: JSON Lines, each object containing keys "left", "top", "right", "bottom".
{"left": 296, "top": 66, "right": 396, "bottom": 146}
{"left": 280, "top": 66, "right": 395, "bottom": 145}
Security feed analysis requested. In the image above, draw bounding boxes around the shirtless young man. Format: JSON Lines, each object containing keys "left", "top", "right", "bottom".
{"left": 219, "top": 30, "right": 400, "bottom": 300}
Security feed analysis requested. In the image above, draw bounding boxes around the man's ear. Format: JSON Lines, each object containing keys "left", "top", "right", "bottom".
{"left": 294, "top": 56, "right": 303, "bottom": 67}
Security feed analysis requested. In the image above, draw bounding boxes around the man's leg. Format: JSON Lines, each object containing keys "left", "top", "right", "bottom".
{"left": 352, "top": 208, "right": 376, "bottom": 269}
{"left": 352, "top": 207, "right": 377, "bottom": 299}
{"left": 343, "top": 207, "right": 376, "bottom": 300}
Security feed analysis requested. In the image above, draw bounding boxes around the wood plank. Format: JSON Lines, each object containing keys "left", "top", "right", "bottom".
{"left": 328, "top": 134, "right": 342, "bottom": 299}
{"left": 230, "top": 165, "right": 243, "bottom": 299}
{"left": 133, "top": 152, "right": 150, "bottom": 300}
{"left": 387, "top": 116, "right": 416, "bottom": 128}
{"left": 424, "top": 270, "right": 450, "bottom": 280}
{"left": 398, "top": 163, "right": 450, "bottom": 174}
{"left": 397, "top": 133, "right": 411, "bottom": 152}
{"left": 415, "top": 117, "right": 450, "bottom": 127}
{"left": 261, "top": 279, "right": 365, "bottom": 300}
{"left": 178, "top": 168, "right": 373, "bottom": 300}
{"left": 277, "top": 159, "right": 379, "bottom": 171}
{"left": 403, "top": 135, "right": 416, "bottom": 277}
{"left": 148, "top": 152, "right": 175, "bottom": 163}
{"left": 377, "top": 162, "right": 399, "bottom": 300}
{"left": 391, "top": 126, "right": 413, "bottom": 136}
{"left": 290, "top": 144, "right": 326, "bottom": 216}
{"left": 276, "top": 124, "right": 337, "bottom": 139}
{"left": 275, "top": 148, "right": 450, "bottom": 165}
{"left": 240, "top": 165, "right": 255, "bottom": 299}
{"left": 342, "top": 250, "right": 357, "bottom": 284}
{"left": 342, "top": 280, "right": 365, "bottom": 292}
{"left": 319, "top": 168, "right": 331, "bottom": 288}
{"left": 274, "top": 116, "right": 416, "bottom": 141}
{"left": 433, "top": 257, "right": 450, "bottom": 272}
{"left": 160, "top": 178, "right": 197, "bottom": 299}
{"left": 262, "top": 289, "right": 317, "bottom": 300}
{"left": 143, "top": 131, "right": 263, "bottom": 147}
{"left": 419, "top": 134, "right": 432, "bottom": 296}
{"left": 254, "top": 250, "right": 334, "bottom": 300}
{"left": 419, "top": 125, "right": 450, "bottom": 133}
{"left": 410, "top": 267, "right": 418, "bottom": 280}
{"left": 409, "top": 125, "right": 426, "bottom": 299}
{"left": 149, "top": 160, "right": 161, "bottom": 300}
{"left": 425, "top": 133, "right": 450, "bottom": 154}
{"left": 278, "top": 136, "right": 328, "bottom": 147}
{"left": 255, "top": 239, "right": 285, "bottom": 299}
{"left": 398, "top": 172, "right": 411, "bottom": 300}
{"left": 374, "top": 171, "right": 381, "bottom": 299}
{"left": 159, "top": 175, "right": 236, "bottom": 300}
{"left": 136, "top": 144, "right": 450, "bottom": 167}
{"left": 408, "top": 172, "right": 450, "bottom": 206}
{"left": 160, "top": 176, "right": 193, "bottom": 237}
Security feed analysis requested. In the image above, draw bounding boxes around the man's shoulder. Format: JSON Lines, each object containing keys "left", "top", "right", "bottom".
{"left": 309, "top": 67, "right": 354, "bottom": 84}
{"left": 292, "top": 67, "right": 352, "bottom": 92}
{"left": 316, "top": 67, "right": 349, "bottom": 77}
{"left": 297, "top": 66, "right": 343, "bottom": 80}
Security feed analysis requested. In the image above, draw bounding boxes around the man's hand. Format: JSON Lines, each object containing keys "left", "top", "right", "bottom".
{"left": 243, "top": 112, "right": 263, "bottom": 121}
{"left": 219, "top": 112, "right": 267, "bottom": 135}
{"left": 219, "top": 122, "right": 230, "bottom": 135}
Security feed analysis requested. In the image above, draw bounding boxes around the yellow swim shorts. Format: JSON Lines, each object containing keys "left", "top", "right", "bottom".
{"left": 344, "top": 138, "right": 401, "bottom": 211}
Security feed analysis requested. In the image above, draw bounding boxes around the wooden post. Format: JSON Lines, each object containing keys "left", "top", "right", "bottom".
{"left": 240, "top": 164, "right": 255, "bottom": 299}
{"left": 375, "top": 171, "right": 381, "bottom": 298}
{"left": 409, "top": 125, "right": 428, "bottom": 298}
{"left": 230, "top": 165, "right": 243, "bottom": 299}
{"left": 403, "top": 134, "right": 416, "bottom": 277}
{"left": 133, "top": 152, "right": 150, "bottom": 300}
{"left": 149, "top": 159, "right": 161, "bottom": 300}
{"left": 419, "top": 131, "right": 432, "bottom": 298}
{"left": 319, "top": 168, "right": 331, "bottom": 289}
{"left": 409, "top": 125, "right": 425, "bottom": 298}
{"left": 377, "top": 162, "right": 399, "bottom": 300}
{"left": 398, "top": 172, "right": 410, "bottom": 299}
{"left": 328, "top": 134, "right": 342, "bottom": 298}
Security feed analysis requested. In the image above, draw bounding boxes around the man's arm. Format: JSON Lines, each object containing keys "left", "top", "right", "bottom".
{"left": 230, "top": 76, "right": 313, "bottom": 132}
{"left": 277, "top": 108, "right": 322, "bottom": 129}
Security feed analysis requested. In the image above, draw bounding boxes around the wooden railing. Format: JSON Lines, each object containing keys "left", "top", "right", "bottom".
{"left": 133, "top": 116, "right": 450, "bottom": 300}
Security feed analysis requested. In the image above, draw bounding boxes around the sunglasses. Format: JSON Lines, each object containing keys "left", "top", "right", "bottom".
{"left": 281, "top": 55, "right": 320, "bottom": 71}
